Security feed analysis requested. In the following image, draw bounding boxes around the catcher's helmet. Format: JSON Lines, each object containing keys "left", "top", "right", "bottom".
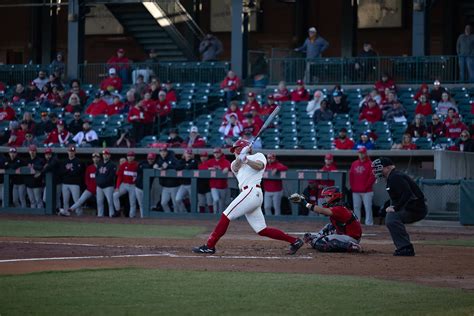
{"left": 321, "top": 186, "right": 343, "bottom": 207}
{"left": 230, "top": 139, "right": 251, "bottom": 154}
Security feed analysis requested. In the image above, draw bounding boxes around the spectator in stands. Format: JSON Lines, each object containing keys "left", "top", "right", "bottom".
{"left": 59, "top": 145, "right": 83, "bottom": 215}
{"left": 313, "top": 99, "right": 333, "bottom": 123}
{"left": 221, "top": 70, "right": 242, "bottom": 105}
{"left": 156, "top": 91, "right": 172, "bottom": 123}
{"left": 334, "top": 127, "right": 355, "bottom": 150}
{"left": 48, "top": 73, "right": 64, "bottom": 90}
{"left": 38, "top": 85, "right": 55, "bottom": 106}
{"left": 44, "top": 120, "right": 71, "bottom": 147}
{"left": 122, "top": 90, "right": 137, "bottom": 115}
{"left": 321, "top": 153, "right": 337, "bottom": 171}
{"left": 183, "top": 126, "right": 206, "bottom": 148}
{"left": 22, "top": 112, "right": 35, "bottom": 134}
{"left": 354, "top": 42, "right": 378, "bottom": 81}
{"left": 405, "top": 114, "right": 428, "bottom": 139}
{"left": 260, "top": 94, "right": 278, "bottom": 115}
{"left": 242, "top": 92, "right": 261, "bottom": 115}
{"left": 353, "top": 133, "right": 374, "bottom": 150}
{"left": 65, "top": 79, "right": 87, "bottom": 106}
{"left": 12, "top": 84, "right": 27, "bottom": 102}
{"left": 224, "top": 101, "right": 244, "bottom": 121}
{"left": 35, "top": 112, "right": 53, "bottom": 136}
{"left": 456, "top": 24, "right": 474, "bottom": 82}
{"left": 68, "top": 112, "right": 83, "bottom": 136}
{"left": 380, "top": 90, "right": 398, "bottom": 112}
{"left": 22, "top": 132, "right": 38, "bottom": 147}
{"left": 50, "top": 52, "right": 65, "bottom": 79}
{"left": 0, "top": 98, "right": 16, "bottom": 121}
{"left": 114, "top": 129, "right": 135, "bottom": 148}
{"left": 392, "top": 133, "right": 417, "bottom": 150}
{"left": 197, "top": 151, "right": 213, "bottom": 213}
{"left": 148, "top": 78, "right": 162, "bottom": 100}
{"left": 163, "top": 80, "right": 177, "bottom": 103}
{"left": 33, "top": 70, "right": 49, "bottom": 90}
{"left": 65, "top": 93, "right": 82, "bottom": 113}
{"left": 207, "top": 147, "right": 231, "bottom": 213}
{"left": 413, "top": 83, "right": 430, "bottom": 102}
{"left": 359, "top": 99, "right": 382, "bottom": 123}
{"left": 131, "top": 74, "right": 147, "bottom": 98}
{"left": 294, "top": 27, "right": 329, "bottom": 68}
{"left": 95, "top": 149, "right": 116, "bottom": 217}
{"left": 200, "top": 33, "right": 224, "bottom": 62}
{"left": 444, "top": 108, "right": 458, "bottom": 127}
{"left": 100, "top": 68, "right": 123, "bottom": 92}
{"left": 375, "top": 73, "right": 396, "bottom": 99}
{"left": 135, "top": 152, "right": 157, "bottom": 217}
{"left": 140, "top": 92, "right": 157, "bottom": 136}
{"left": 107, "top": 48, "right": 130, "bottom": 83}
{"left": 175, "top": 148, "right": 199, "bottom": 212}
{"left": 453, "top": 130, "right": 474, "bottom": 152}
{"left": 241, "top": 128, "right": 262, "bottom": 149}
{"left": 5, "top": 147, "right": 26, "bottom": 208}
{"left": 415, "top": 94, "right": 433, "bottom": 117}
{"left": 72, "top": 121, "right": 99, "bottom": 147}
{"left": 329, "top": 91, "right": 349, "bottom": 114}
{"left": 156, "top": 146, "right": 180, "bottom": 212}
{"left": 361, "top": 89, "right": 382, "bottom": 109}
{"left": 166, "top": 128, "right": 184, "bottom": 147}
{"left": 263, "top": 153, "right": 288, "bottom": 216}
{"left": 290, "top": 79, "right": 310, "bottom": 102}
{"left": 349, "top": 147, "right": 375, "bottom": 225}
{"left": 25, "top": 81, "right": 41, "bottom": 102}
{"left": 114, "top": 151, "right": 138, "bottom": 218}
{"left": 306, "top": 90, "right": 323, "bottom": 117}
{"left": 7, "top": 121, "right": 25, "bottom": 147}
{"left": 436, "top": 92, "right": 457, "bottom": 116}
{"left": 429, "top": 80, "right": 446, "bottom": 103}
{"left": 384, "top": 100, "right": 407, "bottom": 124}
{"left": 274, "top": 81, "right": 291, "bottom": 102}
{"left": 445, "top": 113, "right": 468, "bottom": 139}
{"left": 107, "top": 95, "right": 124, "bottom": 116}
{"left": 242, "top": 113, "right": 263, "bottom": 137}
{"left": 426, "top": 114, "right": 445, "bottom": 141}
{"left": 86, "top": 92, "right": 109, "bottom": 116}
{"left": 219, "top": 112, "right": 243, "bottom": 138}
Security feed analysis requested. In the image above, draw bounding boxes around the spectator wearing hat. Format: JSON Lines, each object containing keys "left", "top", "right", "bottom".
{"left": 321, "top": 154, "right": 337, "bottom": 171}
{"left": 156, "top": 90, "right": 172, "bottom": 123}
{"left": 290, "top": 80, "right": 310, "bottom": 102}
{"left": 200, "top": 33, "right": 224, "bottom": 62}
{"left": 219, "top": 112, "right": 243, "bottom": 138}
{"left": 0, "top": 98, "right": 16, "bottom": 122}
{"left": 42, "top": 148, "right": 62, "bottom": 210}
{"left": 426, "top": 114, "right": 446, "bottom": 141}
{"left": 374, "top": 73, "right": 396, "bottom": 99}
{"left": 445, "top": 113, "right": 468, "bottom": 139}
{"left": 429, "top": 80, "right": 446, "bottom": 103}
{"left": 353, "top": 133, "right": 375, "bottom": 150}
{"left": 100, "top": 68, "right": 123, "bottom": 92}
{"left": 128, "top": 101, "right": 146, "bottom": 143}
{"left": 261, "top": 94, "right": 278, "bottom": 116}
{"left": 329, "top": 91, "right": 349, "bottom": 114}
{"left": 166, "top": 128, "right": 184, "bottom": 147}
{"left": 95, "top": 149, "right": 117, "bottom": 217}
{"left": 7, "top": 121, "right": 26, "bottom": 147}
{"left": 50, "top": 52, "right": 65, "bottom": 79}
{"left": 33, "top": 70, "right": 49, "bottom": 90}
{"left": 334, "top": 128, "right": 355, "bottom": 150}
{"left": 207, "top": 147, "right": 231, "bottom": 213}
{"left": 242, "top": 113, "right": 263, "bottom": 137}
{"left": 405, "top": 114, "right": 428, "bottom": 139}
{"left": 5, "top": 147, "right": 26, "bottom": 208}
{"left": 295, "top": 27, "right": 329, "bottom": 59}
{"left": 136, "top": 49, "right": 159, "bottom": 84}
{"left": 359, "top": 98, "right": 382, "bottom": 123}
{"left": 220, "top": 70, "right": 241, "bottom": 105}
{"left": 44, "top": 120, "right": 71, "bottom": 147}
{"left": 435, "top": 92, "right": 457, "bottom": 116}
{"left": 224, "top": 101, "right": 244, "bottom": 122}
{"left": 183, "top": 126, "right": 206, "bottom": 148}
{"left": 349, "top": 147, "right": 375, "bottom": 225}
{"left": 197, "top": 151, "right": 213, "bottom": 213}
{"left": 156, "top": 146, "right": 180, "bottom": 213}
{"left": 135, "top": 152, "right": 158, "bottom": 217}
{"left": 86, "top": 92, "right": 109, "bottom": 116}
{"left": 25, "top": 81, "right": 41, "bottom": 102}
{"left": 242, "top": 92, "right": 261, "bottom": 115}
{"left": 274, "top": 81, "right": 291, "bottom": 102}
{"left": 306, "top": 90, "right": 324, "bottom": 117}
{"left": 113, "top": 151, "right": 139, "bottom": 218}
{"left": 457, "top": 25, "right": 474, "bottom": 82}
{"left": 413, "top": 83, "right": 430, "bottom": 102}
{"left": 107, "top": 48, "right": 130, "bottom": 83}
{"left": 263, "top": 153, "right": 288, "bottom": 216}
{"left": 72, "top": 121, "right": 99, "bottom": 147}
{"left": 59, "top": 146, "right": 83, "bottom": 216}
{"left": 175, "top": 149, "right": 199, "bottom": 212}
{"left": 313, "top": 99, "right": 333, "bottom": 124}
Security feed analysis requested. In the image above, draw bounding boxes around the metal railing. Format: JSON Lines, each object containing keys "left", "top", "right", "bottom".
{"left": 154, "top": 0, "right": 204, "bottom": 41}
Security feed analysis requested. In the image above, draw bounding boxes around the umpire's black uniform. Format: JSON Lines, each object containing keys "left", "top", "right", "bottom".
{"left": 385, "top": 169, "right": 427, "bottom": 253}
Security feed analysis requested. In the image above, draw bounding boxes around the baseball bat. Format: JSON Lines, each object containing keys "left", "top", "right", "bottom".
{"left": 250, "top": 105, "right": 281, "bottom": 147}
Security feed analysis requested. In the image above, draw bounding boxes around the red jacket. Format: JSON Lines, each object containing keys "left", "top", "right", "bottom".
{"left": 359, "top": 106, "right": 382, "bottom": 123}
{"left": 263, "top": 161, "right": 288, "bottom": 192}
{"left": 165, "top": 89, "right": 177, "bottom": 103}
{"left": 107, "top": 56, "right": 130, "bottom": 70}
{"left": 128, "top": 106, "right": 145, "bottom": 123}
{"left": 116, "top": 161, "right": 138, "bottom": 188}
{"left": 85, "top": 164, "right": 97, "bottom": 194}
{"left": 156, "top": 100, "right": 172, "bottom": 117}
{"left": 8, "top": 130, "right": 25, "bottom": 147}
{"left": 401, "top": 143, "right": 418, "bottom": 150}
{"left": 223, "top": 108, "right": 244, "bottom": 122}
{"left": 260, "top": 103, "right": 278, "bottom": 115}
{"left": 334, "top": 138, "right": 355, "bottom": 150}
{"left": 274, "top": 88, "right": 290, "bottom": 102}
{"left": 86, "top": 100, "right": 109, "bottom": 116}
{"left": 349, "top": 158, "right": 375, "bottom": 193}
{"left": 141, "top": 99, "right": 157, "bottom": 124}
{"left": 242, "top": 100, "right": 261, "bottom": 115}
{"left": 44, "top": 128, "right": 71, "bottom": 145}
{"left": 375, "top": 79, "right": 396, "bottom": 97}
{"left": 100, "top": 76, "right": 123, "bottom": 92}
{"left": 446, "top": 122, "right": 468, "bottom": 139}
{"left": 107, "top": 102, "right": 124, "bottom": 116}
{"left": 0, "top": 106, "right": 16, "bottom": 121}
{"left": 290, "top": 88, "right": 310, "bottom": 102}
{"left": 330, "top": 206, "right": 362, "bottom": 240}
{"left": 207, "top": 157, "right": 231, "bottom": 189}
{"left": 413, "top": 84, "right": 430, "bottom": 101}
{"left": 220, "top": 76, "right": 241, "bottom": 91}
{"left": 415, "top": 102, "right": 433, "bottom": 116}
{"left": 321, "top": 163, "right": 337, "bottom": 171}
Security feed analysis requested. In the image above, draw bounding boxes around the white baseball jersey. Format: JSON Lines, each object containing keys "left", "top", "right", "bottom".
{"left": 232, "top": 153, "right": 267, "bottom": 190}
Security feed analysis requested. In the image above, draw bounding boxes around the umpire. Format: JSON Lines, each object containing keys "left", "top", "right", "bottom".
{"left": 372, "top": 157, "right": 427, "bottom": 256}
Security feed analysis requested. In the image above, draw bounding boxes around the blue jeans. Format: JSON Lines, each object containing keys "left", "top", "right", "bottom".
{"left": 458, "top": 56, "right": 474, "bottom": 82}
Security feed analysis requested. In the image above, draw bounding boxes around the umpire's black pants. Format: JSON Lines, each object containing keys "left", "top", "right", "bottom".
{"left": 385, "top": 200, "right": 427, "bottom": 250}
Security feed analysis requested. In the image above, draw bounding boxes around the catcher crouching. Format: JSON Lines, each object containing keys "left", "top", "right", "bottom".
{"left": 290, "top": 187, "right": 362, "bottom": 253}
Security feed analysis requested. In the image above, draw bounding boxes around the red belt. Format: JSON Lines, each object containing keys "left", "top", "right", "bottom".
{"left": 242, "top": 184, "right": 260, "bottom": 191}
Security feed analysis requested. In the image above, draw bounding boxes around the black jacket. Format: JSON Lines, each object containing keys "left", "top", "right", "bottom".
{"left": 61, "top": 157, "right": 83, "bottom": 185}
{"left": 157, "top": 151, "right": 180, "bottom": 187}
{"left": 386, "top": 169, "right": 426, "bottom": 213}
{"left": 136, "top": 160, "right": 155, "bottom": 190}
{"left": 35, "top": 121, "right": 55, "bottom": 136}
{"left": 95, "top": 160, "right": 117, "bottom": 188}
{"left": 43, "top": 156, "right": 61, "bottom": 183}
{"left": 24, "top": 156, "right": 44, "bottom": 188}
{"left": 4, "top": 156, "right": 25, "bottom": 185}
{"left": 329, "top": 99, "right": 349, "bottom": 114}
{"left": 176, "top": 157, "right": 198, "bottom": 185}
{"left": 68, "top": 119, "right": 84, "bottom": 136}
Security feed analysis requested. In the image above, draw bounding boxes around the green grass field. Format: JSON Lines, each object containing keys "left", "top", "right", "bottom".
{"left": 0, "top": 220, "right": 205, "bottom": 238}
{"left": 1, "top": 268, "right": 473, "bottom": 316}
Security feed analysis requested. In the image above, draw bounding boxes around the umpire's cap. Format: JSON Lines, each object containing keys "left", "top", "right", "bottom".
{"left": 378, "top": 157, "right": 394, "bottom": 167}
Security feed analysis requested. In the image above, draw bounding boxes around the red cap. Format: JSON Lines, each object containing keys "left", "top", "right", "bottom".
{"left": 267, "top": 94, "right": 274, "bottom": 100}
{"left": 296, "top": 79, "right": 304, "bottom": 85}
{"left": 248, "top": 92, "right": 255, "bottom": 97}
{"left": 213, "top": 147, "right": 222, "bottom": 154}
{"left": 358, "top": 147, "right": 367, "bottom": 154}
{"left": 117, "top": 48, "right": 125, "bottom": 53}
{"left": 200, "top": 151, "right": 208, "bottom": 157}
{"left": 44, "top": 148, "right": 53, "bottom": 154}
{"left": 185, "top": 148, "right": 193, "bottom": 155}
{"left": 102, "top": 149, "right": 111, "bottom": 155}
{"left": 57, "top": 120, "right": 65, "bottom": 126}
{"left": 325, "top": 153, "right": 333, "bottom": 160}
{"left": 127, "top": 151, "right": 135, "bottom": 157}
{"left": 28, "top": 144, "right": 37, "bottom": 152}
{"left": 147, "top": 152, "right": 157, "bottom": 159}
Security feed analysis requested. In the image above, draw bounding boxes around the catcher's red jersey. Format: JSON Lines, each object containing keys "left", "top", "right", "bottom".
{"left": 329, "top": 206, "right": 362, "bottom": 240}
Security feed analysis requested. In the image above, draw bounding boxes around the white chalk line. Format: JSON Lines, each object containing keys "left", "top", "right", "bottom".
{"left": 0, "top": 240, "right": 146, "bottom": 248}
{"left": 0, "top": 252, "right": 313, "bottom": 263}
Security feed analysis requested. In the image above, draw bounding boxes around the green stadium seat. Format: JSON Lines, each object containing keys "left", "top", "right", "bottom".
{"left": 415, "top": 137, "right": 432, "bottom": 149}
{"left": 376, "top": 139, "right": 393, "bottom": 150}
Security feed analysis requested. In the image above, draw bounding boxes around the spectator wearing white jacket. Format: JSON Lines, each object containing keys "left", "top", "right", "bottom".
{"left": 218, "top": 113, "right": 243, "bottom": 138}
{"left": 73, "top": 121, "right": 99, "bottom": 147}
{"left": 306, "top": 90, "right": 324, "bottom": 117}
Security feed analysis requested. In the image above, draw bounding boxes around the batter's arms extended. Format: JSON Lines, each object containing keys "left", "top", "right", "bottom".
{"left": 231, "top": 157, "right": 264, "bottom": 173}
{"left": 289, "top": 193, "right": 333, "bottom": 216}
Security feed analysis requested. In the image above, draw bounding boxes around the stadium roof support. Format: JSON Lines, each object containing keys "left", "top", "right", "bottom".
{"left": 231, "top": 0, "right": 243, "bottom": 78}
{"left": 67, "top": 0, "right": 83, "bottom": 79}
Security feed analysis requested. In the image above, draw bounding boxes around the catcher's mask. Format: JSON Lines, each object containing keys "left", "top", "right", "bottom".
{"left": 321, "top": 186, "right": 343, "bottom": 207}
{"left": 230, "top": 139, "right": 251, "bottom": 155}
{"left": 371, "top": 157, "right": 394, "bottom": 180}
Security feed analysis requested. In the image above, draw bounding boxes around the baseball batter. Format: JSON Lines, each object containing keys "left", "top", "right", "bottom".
{"left": 193, "top": 139, "right": 304, "bottom": 255}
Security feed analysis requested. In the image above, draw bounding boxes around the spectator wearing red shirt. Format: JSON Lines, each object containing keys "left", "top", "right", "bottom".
{"left": 349, "top": 147, "right": 375, "bottom": 225}
{"left": 64, "top": 79, "right": 88, "bottom": 106}
{"left": 86, "top": 92, "right": 109, "bottom": 116}
{"left": 7, "top": 121, "right": 25, "bottom": 147}
{"left": 426, "top": 114, "right": 445, "bottom": 141}
{"left": 263, "top": 153, "right": 288, "bottom": 216}
{"left": 242, "top": 113, "right": 262, "bottom": 137}
{"left": 113, "top": 151, "right": 139, "bottom": 218}
{"left": 242, "top": 92, "right": 261, "bottom": 115}
{"left": 183, "top": 126, "right": 206, "bottom": 148}
{"left": 219, "top": 112, "right": 243, "bottom": 138}
{"left": 334, "top": 128, "right": 355, "bottom": 150}
{"left": 107, "top": 95, "right": 125, "bottom": 116}
{"left": 413, "top": 83, "right": 430, "bottom": 102}
{"left": 163, "top": 80, "right": 178, "bottom": 103}
{"left": 405, "top": 114, "right": 428, "bottom": 138}
{"left": 274, "top": 81, "right": 291, "bottom": 102}
{"left": 392, "top": 133, "right": 417, "bottom": 150}
{"left": 106, "top": 48, "right": 130, "bottom": 83}
{"left": 224, "top": 101, "right": 244, "bottom": 122}
{"left": 443, "top": 108, "right": 457, "bottom": 127}
{"left": 445, "top": 113, "right": 468, "bottom": 139}
{"left": 260, "top": 95, "right": 278, "bottom": 115}
{"left": 44, "top": 120, "right": 71, "bottom": 146}
{"left": 25, "top": 81, "right": 41, "bottom": 102}
{"left": 141, "top": 92, "right": 158, "bottom": 136}
{"left": 156, "top": 90, "right": 172, "bottom": 119}
{"left": 374, "top": 73, "right": 396, "bottom": 99}
{"left": 359, "top": 98, "right": 382, "bottom": 123}
{"left": 0, "top": 98, "right": 16, "bottom": 121}
{"left": 65, "top": 93, "right": 82, "bottom": 113}
{"left": 220, "top": 70, "right": 241, "bottom": 105}
{"left": 415, "top": 94, "right": 433, "bottom": 117}
{"left": 100, "top": 68, "right": 123, "bottom": 92}
{"left": 321, "top": 154, "right": 337, "bottom": 171}
{"left": 128, "top": 102, "right": 146, "bottom": 143}
{"left": 290, "top": 79, "right": 310, "bottom": 102}
{"left": 207, "top": 148, "right": 231, "bottom": 213}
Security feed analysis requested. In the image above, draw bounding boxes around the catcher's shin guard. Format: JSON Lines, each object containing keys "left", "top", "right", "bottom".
{"left": 312, "top": 236, "right": 359, "bottom": 253}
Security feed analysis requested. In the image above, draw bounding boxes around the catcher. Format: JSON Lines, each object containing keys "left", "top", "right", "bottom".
{"left": 290, "top": 186, "right": 362, "bottom": 253}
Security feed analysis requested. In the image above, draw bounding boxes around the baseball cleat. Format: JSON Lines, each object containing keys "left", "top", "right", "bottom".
{"left": 348, "top": 242, "right": 362, "bottom": 253}
{"left": 303, "top": 233, "right": 316, "bottom": 244}
{"left": 393, "top": 244, "right": 415, "bottom": 256}
{"left": 192, "top": 245, "right": 216, "bottom": 254}
{"left": 288, "top": 238, "right": 304, "bottom": 255}
{"left": 58, "top": 208, "right": 71, "bottom": 217}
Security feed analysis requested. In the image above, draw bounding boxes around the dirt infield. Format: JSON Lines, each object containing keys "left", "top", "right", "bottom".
{"left": 1, "top": 215, "right": 474, "bottom": 290}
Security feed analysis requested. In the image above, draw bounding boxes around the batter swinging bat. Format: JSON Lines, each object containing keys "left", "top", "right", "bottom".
{"left": 249, "top": 105, "right": 281, "bottom": 147}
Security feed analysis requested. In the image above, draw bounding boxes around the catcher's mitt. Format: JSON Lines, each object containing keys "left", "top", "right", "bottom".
{"left": 289, "top": 193, "right": 308, "bottom": 208}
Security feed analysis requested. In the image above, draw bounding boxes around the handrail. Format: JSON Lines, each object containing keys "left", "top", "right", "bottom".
{"left": 155, "top": 0, "right": 204, "bottom": 40}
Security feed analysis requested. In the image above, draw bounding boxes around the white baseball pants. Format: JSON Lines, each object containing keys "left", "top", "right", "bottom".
{"left": 263, "top": 190, "right": 283, "bottom": 216}
{"left": 161, "top": 186, "right": 179, "bottom": 213}
{"left": 114, "top": 183, "right": 137, "bottom": 218}
{"left": 176, "top": 184, "right": 191, "bottom": 213}
{"left": 198, "top": 192, "right": 213, "bottom": 212}
{"left": 70, "top": 190, "right": 94, "bottom": 214}
{"left": 211, "top": 188, "right": 229, "bottom": 214}
{"left": 13, "top": 184, "right": 27, "bottom": 208}
{"left": 224, "top": 186, "right": 266, "bottom": 233}
{"left": 27, "top": 187, "right": 44, "bottom": 209}
{"left": 97, "top": 186, "right": 115, "bottom": 217}
{"left": 352, "top": 192, "right": 374, "bottom": 225}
